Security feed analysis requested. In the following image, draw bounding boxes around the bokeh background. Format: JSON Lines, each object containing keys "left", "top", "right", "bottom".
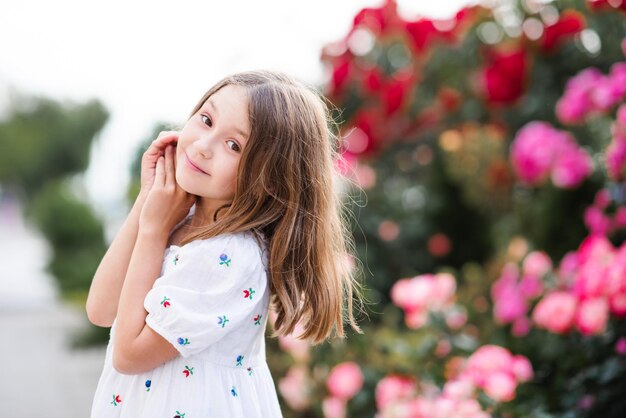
{"left": 1, "top": 0, "right": 626, "bottom": 417}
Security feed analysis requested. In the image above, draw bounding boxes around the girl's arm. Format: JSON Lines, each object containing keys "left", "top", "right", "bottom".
{"left": 112, "top": 146, "right": 192, "bottom": 374}
{"left": 112, "top": 228, "right": 179, "bottom": 374}
{"left": 85, "top": 191, "right": 148, "bottom": 327}
{"left": 85, "top": 131, "right": 180, "bottom": 327}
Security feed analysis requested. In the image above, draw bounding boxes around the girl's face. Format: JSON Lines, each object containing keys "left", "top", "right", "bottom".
{"left": 175, "top": 85, "right": 250, "bottom": 204}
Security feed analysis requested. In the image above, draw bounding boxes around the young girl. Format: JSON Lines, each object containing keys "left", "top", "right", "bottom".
{"left": 86, "top": 70, "right": 365, "bottom": 417}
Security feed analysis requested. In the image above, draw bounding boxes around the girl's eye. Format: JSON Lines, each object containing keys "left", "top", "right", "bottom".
{"left": 226, "top": 140, "right": 241, "bottom": 153}
{"left": 201, "top": 114, "right": 212, "bottom": 127}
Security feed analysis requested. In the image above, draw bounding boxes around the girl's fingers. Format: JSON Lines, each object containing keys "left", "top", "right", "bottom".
{"left": 155, "top": 155, "right": 166, "bottom": 187}
{"left": 146, "top": 133, "right": 178, "bottom": 156}
{"left": 153, "top": 133, "right": 178, "bottom": 147}
{"left": 164, "top": 145, "right": 174, "bottom": 188}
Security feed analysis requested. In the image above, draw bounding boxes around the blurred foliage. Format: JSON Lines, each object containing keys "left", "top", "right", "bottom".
{"left": 0, "top": 92, "right": 110, "bottom": 345}
{"left": 0, "top": 94, "right": 108, "bottom": 197}
{"left": 24, "top": 178, "right": 107, "bottom": 294}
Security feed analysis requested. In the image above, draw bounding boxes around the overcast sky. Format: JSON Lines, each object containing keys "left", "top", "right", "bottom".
{"left": 0, "top": 0, "right": 476, "bottom": 228}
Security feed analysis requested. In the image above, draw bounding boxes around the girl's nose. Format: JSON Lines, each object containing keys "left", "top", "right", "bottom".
{"left": 195, "top": 135, "right": 215, "bottom": 159}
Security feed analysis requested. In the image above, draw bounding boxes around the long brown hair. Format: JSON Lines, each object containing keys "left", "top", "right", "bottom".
{"left": 175, "top": 70, "right": 366, "bottom": 345}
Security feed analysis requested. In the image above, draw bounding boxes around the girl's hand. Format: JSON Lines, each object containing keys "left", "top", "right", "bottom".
{"left": 139, "top": 131, "right": 180, "bottom": 197}
{"left": 139, "top": 143, "right": 195, "bottom": 239}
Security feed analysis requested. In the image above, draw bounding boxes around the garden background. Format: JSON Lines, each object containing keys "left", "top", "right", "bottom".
{"left": 1, "top": 0, "right": 625, "bottom": 417}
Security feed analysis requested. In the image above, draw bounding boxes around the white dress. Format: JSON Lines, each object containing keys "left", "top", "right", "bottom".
{"left": 90, "top": 209, "right": 283, "bottom": 418}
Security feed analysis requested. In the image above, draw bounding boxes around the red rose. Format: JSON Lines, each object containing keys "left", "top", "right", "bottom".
{"left": 482, "top": 47, "right": 528, "bottom": 105}
{"left": 539, "top": 10, "right": 586, "bottom": 52}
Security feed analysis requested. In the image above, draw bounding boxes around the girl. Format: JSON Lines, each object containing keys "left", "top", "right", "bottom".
{"left": 86, "top": 70, "right": 365, "bottom": 417}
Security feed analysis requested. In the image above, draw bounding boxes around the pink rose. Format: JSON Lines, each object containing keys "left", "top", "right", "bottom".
{"left": 518, "top": 274, "right": 544, "bottom": 299}
{"left": 577, "top": 234, "right": 614, "bottom": 265}
{"left": 609, "top": 62, "right": 626, "bottom": 100}
{"left": 278, "top": 365, "right": 311, "bottom": 411}
{"left": 445, "top": 306, "right": 468, "bottom": 330}
{"left": 375, "top": 374, "right": 417, "bottom": 411}
{"left": 483, "top": 372, "right": 517, "bottom": 402}
{"left": 405, "top": 307, "right": 429, "bottom": 329}
{"left": 522, "top": 251, "right": 552, "bottom": 277}
{"left": 617, "top": 103, "right": 626, "bottom": 128}
{"left": 430, "top": 272, "right": 456, "bottom": 309}
{"left": 322, "top": 397, "right": 346, "bottom": 418}
{"left": 532, "top": 291, "right": 578, "bottom": 334}
{"left": 605, "top": 137, "right": 626, "bottom": 181}
{"left": 277, "top": 321, "right": 310, "bottom": 361}
{"left": 512, "top": 355, "right": 534, "bottom": 382}
{"left": 566, "top": 67, "right": 603, "bottom": 92}
{"left": 584, "top": 206, "right": 612, "bottom": 235}
{"left": 572, "top": 258, "right": 611, "bottom": 300}
{"left": 455, "top": 398, "right": 485, "bottom": 416}
{"left": 590, "top": 75, "right": 622, "bottom": 111}
{"left": 593, "top": 188, "right": 611, "bottom": 209}
{"left": 491, "top": 262, "right": 519, "bottom": 301}
{"left": 558, "top": 251, "right": 579, "bottom": 282}
{"left": 556, "top": 90, "right": 591, "bottom": 124}
{"left": 390, "top": 278, "right": 417, "bottom": 310}
{"left": 551, "top": 142, "right": 593, "bottom": 188}
{"left": 512, "top": 316, "right": 532, "bottom": 337}
{"left": 556, "top": 67, "right": 604, "bottom": 124}
{"left": 510, "top": 122, "right": 561, "bottom": 185}
{"left": 615, "top": 337, "right": 626, "bottom": 355}
{"left": 390, "top": 276, "right": 434, "bottom": 311}
{"left": 610, "top": 293, "right": 626, "bottom": 315}
{"left": 493, "top": 286, "right": 528, "bottom": 324}
{"left": 464, "top": 345, "right": 514, "bottom": 386}
{"left": 575, "top": 297, "right": 609, "bottom": 335}
{"left": 326, "top": 361, "right": 364, "bottom": 400}
{"left": 443, "top": 379, "right": 475, "bottom": 400}
{"left": 510, "top": 121, "right": 591, "bottom": 188}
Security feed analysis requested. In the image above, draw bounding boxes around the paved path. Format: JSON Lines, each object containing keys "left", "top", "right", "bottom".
{"left": 0, "top": 194, "right": 106, "bottom": 417}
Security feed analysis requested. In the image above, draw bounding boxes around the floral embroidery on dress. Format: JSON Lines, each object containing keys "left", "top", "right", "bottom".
{"left": 231, "top": 386, "right": 238, "bottom": 397}
{"left": 111, "top": 394, "right": 122, "bottom": 406}
{"left": 145, "top": 379, "right": 152, "bottom": 391}
{"left": 177, "top": 337, "right": 190, "bottom": 346}
{"left": 174, "top": 411, "right": 186, "bottom": 418}
{"left": 247, "top": 367, "right": 253, "bottom": 376}
{"left": 218, "top": 315, "right": 230, "bottom": 328}
{"left": 219, "top": 253, "right": 231, "bottom": 266}
{"left": 253, "top": 313, "right": 262, "bottom": 325}
{"left": 160, "top": 296, "right": 171, "bottom": 308}
{"left": 183, "top": 365, "right": 194, "bottom": 377}
{"left": 173, "top": 254, "right": 180, "bottom": 265}
{"left": 236, "top": 355, "right": 244, "bottom": 366}
{"left": 243, "top": 288, "right": 255, "bottom": 300}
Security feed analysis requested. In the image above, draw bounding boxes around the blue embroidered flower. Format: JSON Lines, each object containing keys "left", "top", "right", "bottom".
{"left": 231, "top": 386, "right": 238, "bottom": 397}
{"left": 236, "top": 355, "right": 244, "bottom": 366}
{"left": 177, "top": 337, "right": 190, "bottom": 346}
{"left": 145, "top": 379, "right": 151, "bottom": 391}
{"left": 217, "top": 315, "right": 230, "bottom": 328}
{"left": 219, "top": 253, "right": 231, "bottom": 266}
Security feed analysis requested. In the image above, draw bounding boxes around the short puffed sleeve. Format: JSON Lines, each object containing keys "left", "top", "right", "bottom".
{"left": 143, "top": 231, "right": 268, "bottom": 358}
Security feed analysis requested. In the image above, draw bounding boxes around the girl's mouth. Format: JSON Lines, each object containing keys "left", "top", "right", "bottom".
{"left": 185, "top": 153, "right": 209, "bottom": 175}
